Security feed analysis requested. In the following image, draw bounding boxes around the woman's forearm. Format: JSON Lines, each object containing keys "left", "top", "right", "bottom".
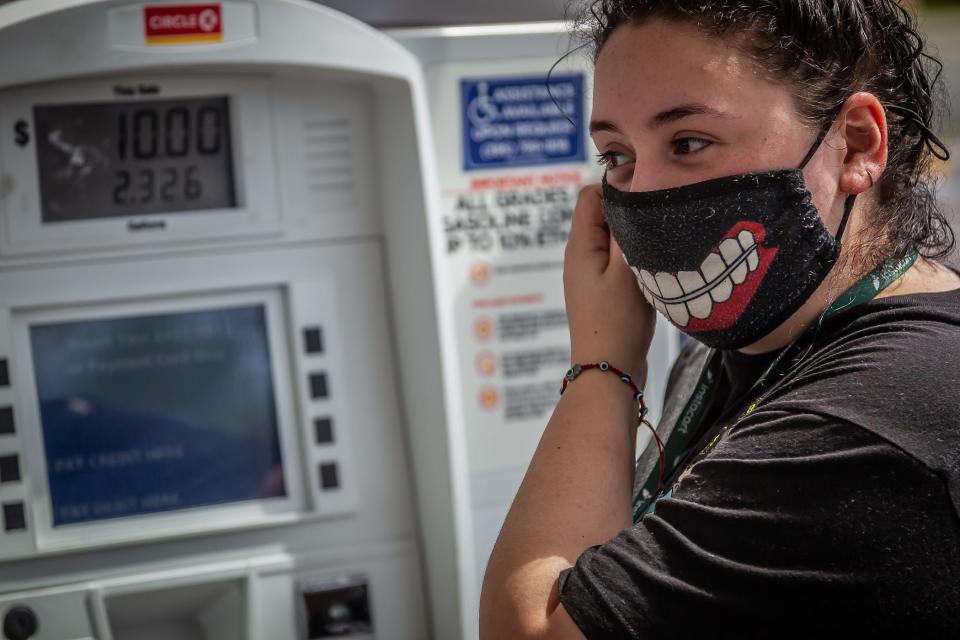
{"left": 479, "top": 370, "right": 639, "bottom": 639}
{"left": 479, "top": 184, "right": 653, "bottom": 638}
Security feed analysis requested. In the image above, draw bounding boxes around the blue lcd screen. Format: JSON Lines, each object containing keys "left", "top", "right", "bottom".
{"left": 30, "top": 305, "right": 286, "bottom": 527}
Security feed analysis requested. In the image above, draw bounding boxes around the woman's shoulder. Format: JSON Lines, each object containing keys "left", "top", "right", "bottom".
{"left": 798, "top": 285, "right": 960, "bottom": 384}
{"left": 759, "top": 286, "right": 960, "bottom": 514}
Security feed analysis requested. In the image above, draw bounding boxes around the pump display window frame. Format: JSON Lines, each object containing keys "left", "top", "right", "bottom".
{"left": 10, "top": 287, "right": 307, "bottom": 553}
{"left": 0, "top": 74, "right": 280, "bottom": 257}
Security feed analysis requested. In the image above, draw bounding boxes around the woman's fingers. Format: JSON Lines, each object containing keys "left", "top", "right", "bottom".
{"left": 565, "top": 184, "right": 610, "bottom": 267}
{"left": 563, "top": 184, "right": 654, "bottom": 377}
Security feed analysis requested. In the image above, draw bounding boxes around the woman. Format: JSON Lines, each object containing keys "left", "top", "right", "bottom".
{"left": 480, "top": 1, "right": 960, "bottom": 638}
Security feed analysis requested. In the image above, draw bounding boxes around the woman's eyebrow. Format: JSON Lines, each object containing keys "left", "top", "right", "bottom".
{"left": 589, "top": 119, "right": 622, "bottom": 135}
{"left": 651, "top": 103, "right": 734, "bottom": 128}
{"left": 590, "top": 104, "right": 737, "bottom": 135}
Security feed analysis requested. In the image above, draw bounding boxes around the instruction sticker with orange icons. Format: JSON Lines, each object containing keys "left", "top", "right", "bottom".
{"left": 437, "top": 166, "right": 594, "bottom": 474}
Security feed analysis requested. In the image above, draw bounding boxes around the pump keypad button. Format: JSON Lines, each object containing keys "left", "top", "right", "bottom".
{"left": 309, "top": 372, "right": 329, "bottom": 399}
{"left": 0, "top": 407, "right": 13, "bottom": 436}
{"left": 314, "top": 417, "right": 334, "bottom": 445}
{"left": 303, "top": 327, "right": 324, "bottom": 354}
{"left": 319, "top": 462, "right": 339, "bottom": 490}
{"left": 2, "top": 502, "right": 25, "bottom": 532}
{"left": 0, "top": 455, "right": 19, "bottom": 483}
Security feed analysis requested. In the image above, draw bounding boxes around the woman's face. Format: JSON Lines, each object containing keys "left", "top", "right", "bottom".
{"left": 591, "top": 18, "right": 846, "bottom": 229}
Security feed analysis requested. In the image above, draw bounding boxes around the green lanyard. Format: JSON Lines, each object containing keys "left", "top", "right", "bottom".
{"left": 632, "top": 247, "right": 919, "bottom": 522}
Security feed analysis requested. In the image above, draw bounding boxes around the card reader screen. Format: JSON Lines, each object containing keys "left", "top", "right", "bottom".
{"left": 30, "top": 305, "right": 287, "bottom": 526}
{"left": 33, "top": 96, "right": 237, "bottom": 223}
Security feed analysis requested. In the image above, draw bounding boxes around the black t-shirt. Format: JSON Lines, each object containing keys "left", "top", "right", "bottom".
{"left": 558, "top": 287, "right": 960, "bottom": 638}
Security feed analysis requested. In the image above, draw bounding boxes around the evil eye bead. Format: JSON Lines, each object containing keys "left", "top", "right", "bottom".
{"left": 599, "top": 361, "right": 610, "bottom": 371}
{"left": 621, "top": 373, "right": 632, "bottom": 384}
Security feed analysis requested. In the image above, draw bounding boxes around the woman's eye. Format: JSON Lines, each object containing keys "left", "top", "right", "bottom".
{"left": 672, "top": 137, "right": 712, "bottom": 156}
{"left": 596, "top": 150, "right": 633, "bottom": 170}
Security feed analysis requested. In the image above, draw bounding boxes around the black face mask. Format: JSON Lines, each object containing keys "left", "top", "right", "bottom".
{"left": 602, "top": 125, "right": 854, "bottom": 350}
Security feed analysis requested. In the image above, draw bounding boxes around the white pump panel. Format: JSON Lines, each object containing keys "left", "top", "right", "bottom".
{"left": 390, "top": 23, "right": 682, "bottom": 638}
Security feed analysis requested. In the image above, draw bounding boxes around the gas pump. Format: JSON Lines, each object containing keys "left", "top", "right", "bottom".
{"left": 0, "top": 0, "right": 469, "bottom": 638}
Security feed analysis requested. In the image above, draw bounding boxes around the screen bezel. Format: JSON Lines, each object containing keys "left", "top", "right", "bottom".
{"left": 0, "top": 75, "right": 280, "bottom": 257}
{"left": 12, "top": 288, "right": 307, "bottom": 552}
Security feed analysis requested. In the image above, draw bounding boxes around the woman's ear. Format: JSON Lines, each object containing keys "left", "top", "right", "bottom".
{"left": 837, "top": 92, "right": 888, "bottom": 195}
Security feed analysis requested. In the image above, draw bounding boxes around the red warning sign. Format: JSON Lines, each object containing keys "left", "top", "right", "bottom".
{"left": 145, "top": 4, "right": 223, "bottom": 45}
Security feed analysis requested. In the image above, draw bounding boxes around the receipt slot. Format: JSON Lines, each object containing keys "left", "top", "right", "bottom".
{"left": 390, "top": 23, "right": 681, "bottom": 636}
{"left": 0, "top": 1, "right": 470, "bottom": 639}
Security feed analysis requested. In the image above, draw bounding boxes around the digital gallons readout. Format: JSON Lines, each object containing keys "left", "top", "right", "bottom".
{"left": 33, "top": 96, "right": 237, "bottom": 223}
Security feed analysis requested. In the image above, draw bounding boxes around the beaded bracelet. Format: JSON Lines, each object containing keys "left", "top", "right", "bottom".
{"left": 560, "top": 361, "right": 666, "bottom": 489}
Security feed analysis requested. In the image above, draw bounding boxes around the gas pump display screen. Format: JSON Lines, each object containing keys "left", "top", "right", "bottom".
{"left": 33, "top": 96, "right": 237, "bottom": 223}
{"left": 30, "top": 305, "right": 286, "bottom": 526}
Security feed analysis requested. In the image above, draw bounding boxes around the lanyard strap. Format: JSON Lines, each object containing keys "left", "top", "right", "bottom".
{"left": 632, "top": 247, "right": 919, "bottom": 521}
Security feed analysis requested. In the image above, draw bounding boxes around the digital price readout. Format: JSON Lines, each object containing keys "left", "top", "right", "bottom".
{"left": 33, "top": 96, "right": 237, "bottom": 223}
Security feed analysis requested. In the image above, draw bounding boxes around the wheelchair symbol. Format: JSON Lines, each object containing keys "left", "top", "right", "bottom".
{"left": 466, "top": 82, "right": 500, "bottom": 125}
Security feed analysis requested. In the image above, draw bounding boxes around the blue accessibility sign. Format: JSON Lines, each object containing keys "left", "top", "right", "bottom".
{"left": 460, "top": 73, "right": 586, "bottom": 171}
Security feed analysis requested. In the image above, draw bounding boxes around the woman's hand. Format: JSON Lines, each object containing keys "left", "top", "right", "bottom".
{"left": 563, "top": 183, "right": 655, "bottom": 383}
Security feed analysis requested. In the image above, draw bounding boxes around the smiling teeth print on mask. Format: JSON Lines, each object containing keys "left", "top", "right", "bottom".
{"left": 625, "top": 218, "right": 780, "bottom": 336}
{"left": 630, "top": 229, "right": 760, "bottom": 327}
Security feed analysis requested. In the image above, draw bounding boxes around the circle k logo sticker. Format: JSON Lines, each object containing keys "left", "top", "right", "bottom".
{"left": 145, "top": 4, "right": 224, "bottom": 46}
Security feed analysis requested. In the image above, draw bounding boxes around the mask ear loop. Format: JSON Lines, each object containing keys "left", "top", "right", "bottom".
{"left": 798, "top": 112, "right": 855, "bottom": 243}
{"left": 835, "top": 193, "right": 856, "bottom": 245}
{"left": 887, "top": 104, "right": 951, "bottom": 162}
{"left": 798, "top": 99, "right": 851, "bottom": 170}
{"left": 798, "top": 124, "right": 832, "bottom": 170}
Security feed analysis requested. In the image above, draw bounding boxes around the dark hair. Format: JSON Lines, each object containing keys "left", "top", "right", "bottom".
{"left": 574, "top": 0, "right": 955, "bottom": 262}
